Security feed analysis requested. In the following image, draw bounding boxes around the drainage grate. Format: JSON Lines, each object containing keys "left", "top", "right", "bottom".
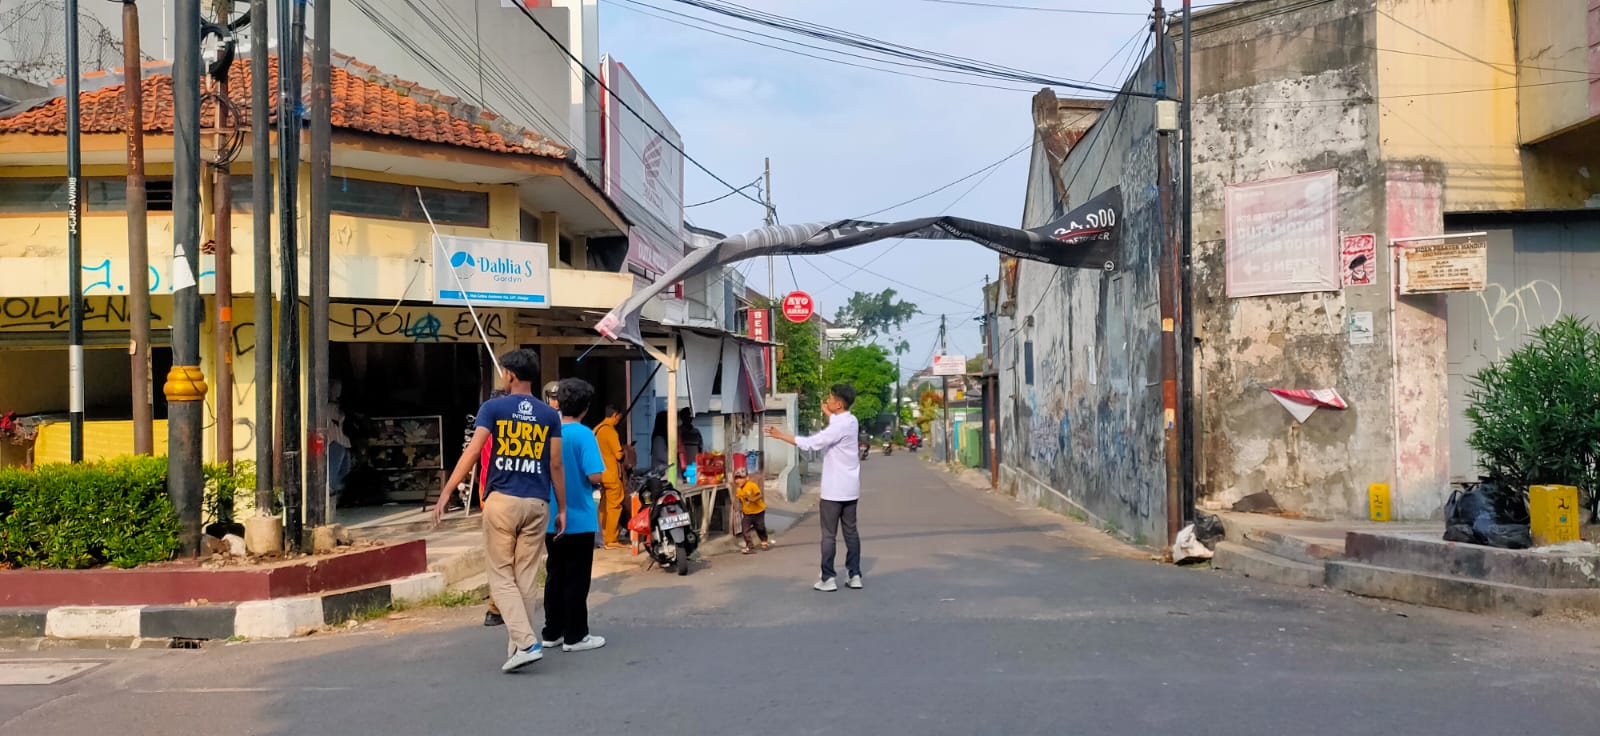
{"left": 168, "top": 638, "right": 204, "bottom": 650}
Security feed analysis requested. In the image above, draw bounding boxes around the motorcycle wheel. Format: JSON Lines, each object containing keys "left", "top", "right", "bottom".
{"left": 675, "top": 544, "right": 689, "bottom": 575}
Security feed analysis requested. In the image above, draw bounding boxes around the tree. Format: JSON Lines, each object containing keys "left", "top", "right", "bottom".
{"left": 915, "top": 389, "right": 944, "bottom": 436}
{"left": 834, "top": 289, "right": 918, "bottom": 348}
{"left": 770, "top": 299, "right": 824, "bottom": 432}
{"left": 823, "top": 344, "right": 897, "bottom": 426}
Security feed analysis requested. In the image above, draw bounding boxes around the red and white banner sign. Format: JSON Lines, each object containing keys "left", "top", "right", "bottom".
{"left": 747, "top": 308, "right": 771, "bottom": 383}
{"left": 782, "top": 291, "right": 814, "bottom": 323}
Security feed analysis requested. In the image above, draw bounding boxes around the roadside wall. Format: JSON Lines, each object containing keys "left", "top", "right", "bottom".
{"left": 997, "top": 45, "right": 1173, "bottom": 546}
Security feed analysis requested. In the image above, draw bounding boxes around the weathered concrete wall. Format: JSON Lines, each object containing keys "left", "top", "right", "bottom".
{"left": 1190, "top": 0, "right": 1390, "bottom": 519}
{"left": 1189, "top": 0, "right": 1454, "bottom": 520}
{"left": 997, "top": 49, "right": 1172, "bottom": 546}
{"left": 1513, "top": 0, "right": 1599, "bottom": 145}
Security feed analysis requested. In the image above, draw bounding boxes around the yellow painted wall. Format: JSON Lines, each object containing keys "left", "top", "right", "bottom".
{"left": 33, "top": 420, "right": 170, "bottom": 464}
{"left": 1515, "top": 0, "right": 1597, "bottom": 144}
{"left": 1375, "top": 0, "right": 1524, "bottom": 212}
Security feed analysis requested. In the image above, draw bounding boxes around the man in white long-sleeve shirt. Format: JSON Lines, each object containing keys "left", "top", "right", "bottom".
{"left": 765, "top": 383, "right": 863, "bottom": 592}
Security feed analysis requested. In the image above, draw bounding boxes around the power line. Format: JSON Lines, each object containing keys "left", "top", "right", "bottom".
{"left": 916, "top": 0, "right": 1147, "bottom": 16}
{"left": 610, "top": 0, "right": 1038, "bottom": 93}
{"left": 686, "top": 177, "right": 762, "bottom": 207}
{"left": 854, "top": 141, "right": 1032, "bottom": 220}
{"left": 658, "top": 0, "right": 1163, "bottom": 98}
{"left": 508, "top": 2, "right": 768, "bottom": 207}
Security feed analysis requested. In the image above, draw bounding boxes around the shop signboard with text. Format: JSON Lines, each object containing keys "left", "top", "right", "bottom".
{"left": 932, "top": 354, "right": 967, "bottom": 377}
{"left": 1224, "top": 170, "right": 1340, "bottom": 298}
{"left": 1395, "top": 233, "right": 1488, "bottom": 295}
{"left": 747, "top": 308, "right": 771, "bottom": 383}
{"left": 433, "top": 235, "right": 550, "bottom": 308}
{"left": 601, "top": 55, "right": 686, "bottom": 278}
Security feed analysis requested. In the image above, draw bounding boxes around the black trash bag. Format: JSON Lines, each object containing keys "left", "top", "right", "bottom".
{"left": 1481, "top": 523, "right": 1532, "bottom": 550}
{"left": 1444, "top": 487, "right": 1493, "bottom": 528}
{"left": 1192, "top": 511, "right": 1225, "bottom": 550}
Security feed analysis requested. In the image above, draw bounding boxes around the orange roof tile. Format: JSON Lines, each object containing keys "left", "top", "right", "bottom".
{"left": 0, "top": 54, "right": 568, "bottom": 159}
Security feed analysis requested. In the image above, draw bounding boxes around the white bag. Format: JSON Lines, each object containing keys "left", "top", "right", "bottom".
{"left": 1171, "top": 524, "right": 1213, "bottom": 564}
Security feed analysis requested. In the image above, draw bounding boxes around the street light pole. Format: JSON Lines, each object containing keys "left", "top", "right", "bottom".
{"left": 1153, "top": 0, "right": 1182, "bottom": 547}
{"left": 121, "top": 0, "right": 154, "bottom": 456}
{"left": 65, "top": 0, "right": 84, "bottom": 462}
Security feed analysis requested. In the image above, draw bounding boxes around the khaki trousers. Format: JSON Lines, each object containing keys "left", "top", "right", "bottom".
{"left": 482, "top": 493, "right": 549, "bottom": 651}
{"left": 598, "top": 477, "right": 625, "bottom": 545}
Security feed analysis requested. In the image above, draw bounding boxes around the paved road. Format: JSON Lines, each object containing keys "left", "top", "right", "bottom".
{"left": 6, "top": 456, "right": 1600, "bottom": 735}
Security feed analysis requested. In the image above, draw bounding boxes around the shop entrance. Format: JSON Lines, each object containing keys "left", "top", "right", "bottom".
{"left": 330, "top": 341, "right": 489, "bottom": 509}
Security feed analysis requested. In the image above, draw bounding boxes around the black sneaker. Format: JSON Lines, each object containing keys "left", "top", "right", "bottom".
{"left": 484, "top": 610, "right": 505, "bottom": 627}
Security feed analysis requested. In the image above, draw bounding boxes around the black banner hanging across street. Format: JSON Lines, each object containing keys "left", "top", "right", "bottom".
{"left": 596, "top": 187, "right": 1124, "bottom": 345}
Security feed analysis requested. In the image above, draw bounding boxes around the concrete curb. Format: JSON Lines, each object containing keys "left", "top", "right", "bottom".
{"left": 0, "top": 572, "right": 446, "bottom": 646}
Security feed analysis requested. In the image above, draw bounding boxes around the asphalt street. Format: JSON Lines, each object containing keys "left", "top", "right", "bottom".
{"left": 5, "top": 455, "right": 1600, "bottom": 735}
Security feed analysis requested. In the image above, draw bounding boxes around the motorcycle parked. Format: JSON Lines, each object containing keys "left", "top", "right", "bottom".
{"left": 628, "top": 470, "right": 699, "bottom": 575}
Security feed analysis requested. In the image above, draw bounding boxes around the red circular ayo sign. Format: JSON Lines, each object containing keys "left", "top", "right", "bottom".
{"left": 782, "top": 291, "right": 814, "bottom": 323}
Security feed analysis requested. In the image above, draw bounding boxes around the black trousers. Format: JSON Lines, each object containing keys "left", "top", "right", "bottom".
{"left": 819, "top": 499, "right": 860, "bottom": 580}
{"left": 542, "top": 531, "right": 594, "bottom": 646}
{"left": 740, "top": 510, "right": 769, "bottom": 547}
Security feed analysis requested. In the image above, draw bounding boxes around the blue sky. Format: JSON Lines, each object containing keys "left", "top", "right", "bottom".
{"left": 599, "top": 0, "right": 1158, "bottom": 372}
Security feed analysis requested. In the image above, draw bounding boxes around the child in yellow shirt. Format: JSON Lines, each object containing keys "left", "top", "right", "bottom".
{"left": 734, "top": 468, "right": 771, "bottom": 553}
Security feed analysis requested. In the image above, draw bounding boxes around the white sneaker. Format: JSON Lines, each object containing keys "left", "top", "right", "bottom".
{"left": 847, "top": 575, "right": 864, "bottom": 590}
{"left": 813, "top": 577, "right": 838, "bottom": 592}
{"left": 541, "top": 638, "right": 564, "bottom": 649}
{"left": 563, "top": 634, "right": 606, "bottom": 653}
{"left": 501, "top": 644, "right": 543, "bottom": 673}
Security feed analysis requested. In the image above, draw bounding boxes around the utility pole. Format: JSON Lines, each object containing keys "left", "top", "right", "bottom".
{"left": 65, "top": 0, "right": 84, "bottom": 462}
{"left": 249, "top": 0, "right": 274, "bottom": 514}
{"left": 939, "top": 313, "right": 950, "bottom": 465}
{"left": 211, "top": 5, "right": 236, "bottom": 497}
{"left": 1179, "top": 0, "right": 1196, "bottom": 526}
{"left": 122, "top": 0, "right": 153, "bottom": 456}
{"left": 761, "top": 157, "right": 774, "bottom": 475}
{"left": 169, "top": 0, "right": 207, "bottom": 556}
{"left": 277, "top": 0, "right": 306, "bottom": 552}
{"left": 306, "top": 0, "right": 332, "bottom": 529}
{"left": 1153, "top": 0, "right": 1182, "bottom": 547}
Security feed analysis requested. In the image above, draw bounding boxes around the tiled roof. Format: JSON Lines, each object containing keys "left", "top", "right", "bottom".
{"left": 0, "top": 53, "right": 569, "bottom": 159}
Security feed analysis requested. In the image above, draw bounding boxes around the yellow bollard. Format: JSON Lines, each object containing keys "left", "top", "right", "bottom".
{"left": 1528, "top": 485, "right": 1581, "bottom": 546}
{"left": 1368, "top": 483, "right": 1391, "bottom": 522}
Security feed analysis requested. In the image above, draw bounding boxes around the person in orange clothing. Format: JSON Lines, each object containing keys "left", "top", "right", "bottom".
{"left": 594, "top": 405, "right": 628, "bottom": 549}
{"left": 734, "top": 468, "right": 771, "bottom": 553}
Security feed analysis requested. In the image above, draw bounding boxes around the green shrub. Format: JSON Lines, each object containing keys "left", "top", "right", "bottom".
{"left": 203, "top": 460, "right": 256, "bottom": 527}
{"left": 1466, "top": 316, "right": 1600, "bottom": 518}
{"left": 0, "top": 455, "right": 179, "bottom": 569}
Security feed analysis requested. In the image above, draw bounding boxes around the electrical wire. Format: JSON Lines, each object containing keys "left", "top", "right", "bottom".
{"left": 657, "top": 0, "right": 1163, "bottom": 98}
{"left": 916, "top": 0, "right": 1147, "bottom": 16}
{"left": 686, "top": 177, "right": 763, "bottom": 207}
{"left": 508, "top": 2, "right": 768, "bottom": 207}
{"left": 853, "top": 141, "right": 1032, "bottom": 220}
{"left": 610, "top": 0, "right": 1039, "bottom": 93}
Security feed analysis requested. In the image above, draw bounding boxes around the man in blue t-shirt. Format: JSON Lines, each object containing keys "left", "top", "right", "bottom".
{"left": 433, "top": 349, "right": 565, "bottom": 674}
{"left": 541, "top": 377, "right": 608, "bottom": 653}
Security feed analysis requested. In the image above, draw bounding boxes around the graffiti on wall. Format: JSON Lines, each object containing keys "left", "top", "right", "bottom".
{"left": 0, "top": 296, "right": 169, "bottom": 331}
{"left": 1477, "top": 279, "right": 1563, "bottom": 354}
{"left": 329, "top": 305, "right": 507, "bottom": 344}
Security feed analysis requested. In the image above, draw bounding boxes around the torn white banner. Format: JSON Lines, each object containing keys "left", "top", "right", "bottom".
{"left": 171, "top": 244, "right": 198, "bottom": 291}
{"left": 1267, "top": 388, "right": 1347, "bottom": 423}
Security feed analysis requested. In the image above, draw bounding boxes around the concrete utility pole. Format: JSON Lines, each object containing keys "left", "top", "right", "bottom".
{"left": 761, "top": 157, "right": 774, "bottom": 473}
{"left": 65, "top": 0, "right": 84, "bottom": 462}
{"left": 277, "top": 0, "right": 306, "bottom": 552}
{"left": 122, "top": 0, "right": 154, "bottom": 456}
{"left": 1153, "top": 0, "right": 1182, "bottom": 547}
{"left": 305, "top": 0, "right": 332, "bottom": 530}
{"left": 249, "top": 0, "right": 274, "bottom": 514}
{"left": 939, "top": 314, "right": 950, "bottom": 465}
{"left": 169, "top": 0, "right": 207, "bottom": 556}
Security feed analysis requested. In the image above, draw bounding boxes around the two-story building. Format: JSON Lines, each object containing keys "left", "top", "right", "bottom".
{"left": 0, "top": 51, "right": 645, "bottom": 509}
